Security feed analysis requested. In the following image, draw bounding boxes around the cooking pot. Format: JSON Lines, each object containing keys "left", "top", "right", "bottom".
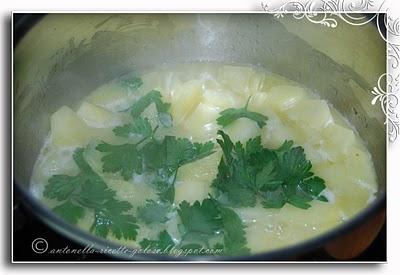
{"left": 13, "top": 13, "right": 386, "bottom": 261}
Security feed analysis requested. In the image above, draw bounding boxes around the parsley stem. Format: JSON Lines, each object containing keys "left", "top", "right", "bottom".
{"left": 172, "top": 168, "right": 179, "bottom": 186}
{"left": 136, "top": 125, "right": 159, "bottom": 146}
{"left": 244, "top": 95, "right": 253, "bottom": 110}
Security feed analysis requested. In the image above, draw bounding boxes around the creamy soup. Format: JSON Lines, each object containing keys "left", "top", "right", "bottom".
{"left": 30, "top": 63, "right": 377, "bottom": 256}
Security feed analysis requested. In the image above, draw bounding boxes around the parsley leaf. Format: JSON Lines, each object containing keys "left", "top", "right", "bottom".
{"left": 138, "top": 197, "right": 249, "bottom": 256}
{"left": 96, "top": 142, "right": 143, "bottom": 180}
{"left": 178, "top": 199, "right": 221, "bottom": 239}
{"left": 44, "top": 148, "right": 102, "bottom": 201}
{"left": 164, "top": 137, "right": 215, "bottom": 171}
{"left": 44, "top": 175, "right": 79, "bottom": 201}
{"left": 212, "top": 131, "right": 327, "bottom": 210}
{"left": 137, "top": 200, "right": 171, "bottom": 224}
{"left": 142, "top": 137, "right": 214, "bottom": 203}
{"left": 255, "top": 162, "right": 282, "bottom": 191}
{"left": 53, "top": 200, "right": 84, "bottom": 224}
{"left": 113, "top": 117, "right": 152, "bottom": 139}
{"left": 260, "top": 186, "right": 286, "bottom": 208}
{"left": 219, "top": 206, "right": 250, "bottom": 255}
{"left": 139, "top": 230, "right": 175, "bottom": 251}
{"left": 130, "top": 90, "right": 172, "bottom": 127}
{"left": 91, "top": 204, "right": 139, "bottom": 240}
{"left": 217, "top": 98, "right": 268, "bottom": 128}
{"left": 177, "top": 198, "right": 249, "bottom": 255}
{"left": 44, "top": 148, "right": 139, "bottom": 240}
{"left": 212, "top": 131, "right": 258, "bottom": 207}
{"left": 121, "top": 76, "right": 143, "bottom": 91}
{"left": 278, "top": 146, "right": 313, "bottom": 181}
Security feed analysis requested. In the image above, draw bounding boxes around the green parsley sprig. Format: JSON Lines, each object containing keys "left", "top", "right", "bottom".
{"left": 212, "top": 130, "right": 327, "bottom": 209}
{"left": 216, "top": 97, "right": 268, "bottom": 128}
{"left": 140, "top": 197, "right": 249, "bottom": 256}
{"left": 44, "top": 148, "right": 139, "bottom": 240}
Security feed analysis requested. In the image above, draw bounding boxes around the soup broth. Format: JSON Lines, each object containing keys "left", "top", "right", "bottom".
{"left": 30, "top": 63, "right": 377, "bottom": 255}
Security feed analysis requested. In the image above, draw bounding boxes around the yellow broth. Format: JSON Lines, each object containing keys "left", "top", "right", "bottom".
{"left": 30, "top": 63, "right": 378, "bottom": 254}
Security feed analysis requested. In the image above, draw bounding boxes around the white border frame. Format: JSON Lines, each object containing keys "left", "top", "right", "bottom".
{"left": 10, "top": 5, "right": 392, "bottom": 264}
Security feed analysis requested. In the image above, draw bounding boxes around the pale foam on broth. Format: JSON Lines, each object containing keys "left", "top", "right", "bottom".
{"left": 30, "top": 63, "right": 378, "bottom": 254}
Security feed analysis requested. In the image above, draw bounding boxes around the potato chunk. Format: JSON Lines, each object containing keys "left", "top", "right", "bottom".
{"left": 322, "top": 123, "right": 356, "bottom": 160}
{"left": 170, "top": 80, "right": 203, "bottom": 125}
{"left": 174, "top": 180, "right": 211, "bottom": 204}
{"left": 248, "top": 72, "right": 266, "bottom": 94}
{"left": 33, "top": 146, "right": 79, "bottom": 179}
{"left": 224, "top": 118, "right": 260, "bottom": 143}
{"left": 177, "top": 150, "right": 221, "bottom": 183}
{"left": 51, "top": 106, "right": 95, "bottom": 147}
{"left": 302, "top": 143, "right": 330, "bottom": 165}
{"left": 262, "top": 72, "right": 297, "bottom": 92}
{"left": 248, "top": 92, "right": 269, "bottom": 114}
{"left": 217, "top": 65, "right": 254, "bottom": 94}
{"left": 183, "top": 103, "right": 220, "bottom": 141}
{"left": 203, "top": 88, "right": 241, "bottom": 110}
{"left": 141, "top": 71, "right": 182, "bottom": 100}
{"left": 266, "top": 85, "right": 307, "bottom": 111}
{"left": 77, "top": 101, "right": 129, "bottom": 128}
{"left": 86, "top": 82, "right": 135, "bottom": 112}
{"left": 286, "top": 99, "right": 333, "bottom": 129}
{"left": 51, "top": 106, "right": 123, "bottom": 147}
{"left": 261, "top": 114, "right": 295, "bottom": 149}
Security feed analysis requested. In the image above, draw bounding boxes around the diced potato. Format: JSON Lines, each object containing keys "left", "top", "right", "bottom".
{"left": 51, "top": 106, "right": 124, "bottom": 147}
{"left": 217, "top": 65, "right": 254, "bottom": 94}
{"left": 107, "top": 179, "right": 158, "bottom": 207}
{"left": 51, "top": 106, "right": 95, "bottom": 147}
{"left": 86, "top": 82, "right": 134, "bottom": 112}
{"left": 266, "top": 85, "right": 307, "bottom": 111}
{"left": 248, "top": 92, "right": 269, "bottom": 115}
{"left": 170, "top": 80, "right": 203, "bottom": 125}
{"left": 141, "top": 71, "right": 183, "bottom": 100}
{"left": 322, "top": 123, "right": 356, "bottom": 159}
{"left": 174, "top": 180, "right": 211, "bottom": 204}
{"left": 262, "top": 72, "right": 297, "bottom": 92}
{"left": 290, "top": 125, "right": 323, "bottom": 146}
{"left": 34, "top": 146, "right": 79, "bottom": 179}
{"left": 182, "top": 103, "right": 220, "bottom": 141}
{"left": 286, "top": 99, "right": 333, "bottom": 129}
{"left": 177, "top": 150, "right": 222, "bottom": 183}
{"left": 203, "top": 88, "right": 241, "bottom": 110}
{"left": 199, "top": 71, "right": 221, "bottom": 90}
{"left": 302, "top": 143, "right": 330, "bottom": 165}
{"left": 261, "top": 115, "right": 295, "bottom": 149}
{"left": 224, "top": 118, "right": 260, "bottom": 144}
{"left": 248, "top": 72, "right": 266, "bottom": 94}
{"left": 77, "top": 101, "right": 129, "bottom": 128}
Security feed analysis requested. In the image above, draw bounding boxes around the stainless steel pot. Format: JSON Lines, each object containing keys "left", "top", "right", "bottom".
{"left": 13, "top": 13, "right": 386, "bottom": 261}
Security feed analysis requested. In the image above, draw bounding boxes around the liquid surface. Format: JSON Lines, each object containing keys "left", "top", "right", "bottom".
{"left": 30, "top": 63, "right": 378, "bottom": 255}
